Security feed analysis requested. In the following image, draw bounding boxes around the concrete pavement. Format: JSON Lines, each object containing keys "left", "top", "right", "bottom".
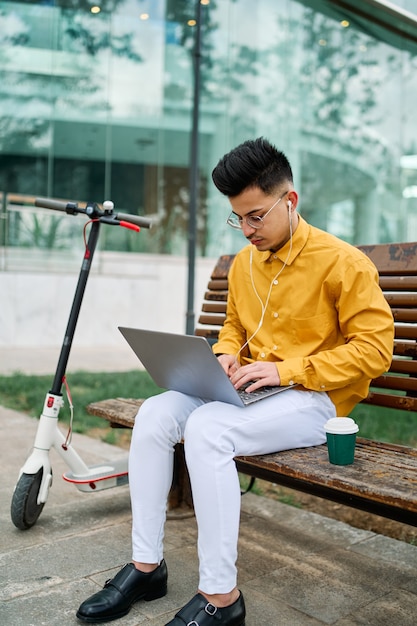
{"left": 0, "top": 350, "right": 417, "bottom": 625}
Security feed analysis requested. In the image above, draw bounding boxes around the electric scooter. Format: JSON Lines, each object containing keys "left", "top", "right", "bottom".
{"left": 10, "top": 197, "right": 152, "bottom": 530}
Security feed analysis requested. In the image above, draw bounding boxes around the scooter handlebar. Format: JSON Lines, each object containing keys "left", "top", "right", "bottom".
{"left": 35, "top": 197, "right": 153, "bottom": 229}
{"left": 115, "top": 212, "right": 153, "bottom": 229}
{"left": 35, "top": 197, "right": 78, "bottom": 213}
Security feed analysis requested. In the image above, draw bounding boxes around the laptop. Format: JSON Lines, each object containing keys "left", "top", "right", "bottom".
{"left": 118, "top": 326, "right": 294, "bottom": 407}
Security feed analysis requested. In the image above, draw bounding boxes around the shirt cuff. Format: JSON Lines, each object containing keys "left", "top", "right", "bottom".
{"left": 277, "top": 357, "right": 306, "bottom": 387}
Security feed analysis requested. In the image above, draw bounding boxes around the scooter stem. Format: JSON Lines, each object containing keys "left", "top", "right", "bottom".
{"left": 50, "top": 216, "right": 101, "bottom": 396}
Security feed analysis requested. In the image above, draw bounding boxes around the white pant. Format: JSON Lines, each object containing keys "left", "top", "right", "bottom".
{"left": 128, "top": 388, "right": 336, "bottom": 594}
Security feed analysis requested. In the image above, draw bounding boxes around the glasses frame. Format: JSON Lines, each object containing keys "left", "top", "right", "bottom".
{"left": 226, "top": 192, "right": 288, "bottom": 230}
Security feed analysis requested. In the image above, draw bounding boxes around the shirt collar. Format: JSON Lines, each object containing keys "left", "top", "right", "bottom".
{"left": 256, "top": 215, "right": 309, "bottom": 265}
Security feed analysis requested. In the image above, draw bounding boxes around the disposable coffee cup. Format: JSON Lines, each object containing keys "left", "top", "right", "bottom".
{"left": 324, "top": 417, "right": 359, "bottom": 466}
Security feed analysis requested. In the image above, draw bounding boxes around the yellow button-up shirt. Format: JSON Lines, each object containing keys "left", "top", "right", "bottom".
{"left": 213, "top": 217, "right": 394, "bottom": 416}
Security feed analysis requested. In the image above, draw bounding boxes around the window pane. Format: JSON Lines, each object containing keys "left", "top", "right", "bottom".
{"left": 1, "top": 0, "right": 417, "bottom": 261}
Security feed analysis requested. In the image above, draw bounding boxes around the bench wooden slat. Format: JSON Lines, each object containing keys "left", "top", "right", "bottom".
{"left": 389, "top": 358, "right": 417, "bottom": 375}
{"left": 393, "top": 341, "right": 417, "bottom": 358}
{"left": 210, "top": 254, "right": 235, "bottom": 278}
{"left": 358, "top": 242, "right": 417, "bottom": 275}
{"left": 198, "top": 314, "right": 227, "bottom": 326}
{"left": 364, "top": 391, "right": 417, "bottom": 411}
{"left": 88, "top": 398, "right": 142, "bottom": 428}
{"left": 204, "top": 291, "right": 228, "bottom": 302}
{"left": 386, "top": 293, "right": 417, "bottom": 306}
{"left": 379, "top": 276, "right": 417, "bottom": 289}
{"left": 371, "top": 374, "right": 417, "bottom": 392}
{"left": 194, "top": 328, "right": 220, "bottom": 340}
{"left": 207, "top": 279, "right": 229, "bottom": 291}
{"left": 392, "top": 308, "right": 417, "bottom": 321}
{"left": 201, "top": 303, "right": 227, "bottom": 314}
{"left": 394, "top": 324, "right": 417, "bottom": 340}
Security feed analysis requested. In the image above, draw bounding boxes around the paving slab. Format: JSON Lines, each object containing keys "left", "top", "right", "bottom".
{"left": 1, "top": 406, "right": 416, "bottom": 626}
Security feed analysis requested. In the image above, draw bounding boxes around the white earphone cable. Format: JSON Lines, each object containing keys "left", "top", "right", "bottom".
{"left": 235, "top": 204, "right": 293, "bottom": 364}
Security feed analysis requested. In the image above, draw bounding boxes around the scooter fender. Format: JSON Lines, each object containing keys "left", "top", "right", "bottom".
{"left": 18, "top": 448, "right": 53, "bottom": 504}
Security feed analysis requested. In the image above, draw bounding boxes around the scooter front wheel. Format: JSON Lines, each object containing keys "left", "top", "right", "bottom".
{"left": 11, "top": 469, "right": 46, "bottom": 530}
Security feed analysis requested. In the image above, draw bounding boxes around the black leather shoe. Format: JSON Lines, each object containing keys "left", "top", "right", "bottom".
{"left": 165, "top": 591, "right": 245, "bottom": 626}
{"left": 76, "top": 561, "right": 168, "bottom": 623}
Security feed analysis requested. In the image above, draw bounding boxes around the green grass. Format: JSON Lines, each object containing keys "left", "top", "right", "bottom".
{"left": 0, "top": 371, "right": 163, "bottom": 434}
{"left": 0, "top": 372, "right": 416, "bottom": 448}
{"left": 351, "top": 403, "right": 417, "bottom": 447}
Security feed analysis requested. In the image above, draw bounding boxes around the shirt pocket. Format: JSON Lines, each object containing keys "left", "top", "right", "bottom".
{"left": 290, "top": 313, "right": 338, "bottom": 352}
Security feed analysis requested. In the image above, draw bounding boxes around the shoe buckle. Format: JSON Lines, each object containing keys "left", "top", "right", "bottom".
{"left": 186, "top": 602, "right": 217, "bottom": 625}
{"left": 205, "top": 602, "right": 217, "bottom": 616}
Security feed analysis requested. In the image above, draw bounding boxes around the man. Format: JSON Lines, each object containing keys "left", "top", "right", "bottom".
{"left": 77, "top": 137, "right": 394, "bottom": 625}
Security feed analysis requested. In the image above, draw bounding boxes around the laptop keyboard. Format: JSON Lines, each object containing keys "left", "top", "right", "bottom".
{"left": 237, "top": 382, "right": 283, "bottom": 403}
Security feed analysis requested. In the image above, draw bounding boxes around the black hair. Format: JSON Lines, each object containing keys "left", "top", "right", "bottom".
{"left": 211, "top": 137, "right": 293, "bottom": 197}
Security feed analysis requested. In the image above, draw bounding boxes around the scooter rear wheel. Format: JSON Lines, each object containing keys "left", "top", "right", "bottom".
{"left": 11, "top": 469, "right": 46, "bottom": 530}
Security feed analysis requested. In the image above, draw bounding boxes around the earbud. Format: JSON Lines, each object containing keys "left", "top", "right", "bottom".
{"left": 287, "top": 200, "right": 292, "bottom": 210}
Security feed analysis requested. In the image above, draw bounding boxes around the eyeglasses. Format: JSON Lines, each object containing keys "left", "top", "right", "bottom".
{"left": 226, "top": 192, "right": 288, "bottom": 230}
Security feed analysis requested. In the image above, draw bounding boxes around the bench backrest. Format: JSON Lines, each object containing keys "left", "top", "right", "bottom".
{"left": 194, "top": 243, "right": 417, "bottom": 412}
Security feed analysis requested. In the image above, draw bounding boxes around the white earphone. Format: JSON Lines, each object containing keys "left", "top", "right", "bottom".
{"left": 241, "top": 204, "right": 294, "bottom": 364}
{"left": 287, "top": 200, "right": 293, "bottom": 224}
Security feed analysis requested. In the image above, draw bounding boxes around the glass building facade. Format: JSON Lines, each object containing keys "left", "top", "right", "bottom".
{"left": 1, "top": 0, "right": 417, "bottom": 262}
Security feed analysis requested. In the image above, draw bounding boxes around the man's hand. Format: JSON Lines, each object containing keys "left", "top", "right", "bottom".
{"left": 229, "top": 361, "right": 281, "bottom": 392}
{"left": 216, "top": 354, "right": 240, "bottom": 377}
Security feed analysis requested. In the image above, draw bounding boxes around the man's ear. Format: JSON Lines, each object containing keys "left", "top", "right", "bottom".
{"left": 287, "top": 191, "right": 298, "bottom": 210}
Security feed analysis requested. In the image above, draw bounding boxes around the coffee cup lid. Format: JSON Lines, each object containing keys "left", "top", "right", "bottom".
{"left": 324, "top": 417, "right": 359, "bottom": 434}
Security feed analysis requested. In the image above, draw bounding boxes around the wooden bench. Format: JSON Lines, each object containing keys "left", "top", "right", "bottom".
{"left": 87, "top": 243, "right": 417, "bottom": 527}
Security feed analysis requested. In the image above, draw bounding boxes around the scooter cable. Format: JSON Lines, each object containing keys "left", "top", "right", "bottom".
{"left": 62, "top": 375, "right": 74, "bottom": 450}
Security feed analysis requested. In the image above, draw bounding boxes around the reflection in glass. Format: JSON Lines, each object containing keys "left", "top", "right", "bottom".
{"left": 0, "top": 0, "right": 416, "bottom": 259}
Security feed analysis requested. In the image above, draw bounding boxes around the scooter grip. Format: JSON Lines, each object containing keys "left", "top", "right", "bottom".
{"left": 116, "top": 212, "right": 153, "bottom": 229}
{"left": 35, "top": 197, "right": 77, "bottom": 212}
